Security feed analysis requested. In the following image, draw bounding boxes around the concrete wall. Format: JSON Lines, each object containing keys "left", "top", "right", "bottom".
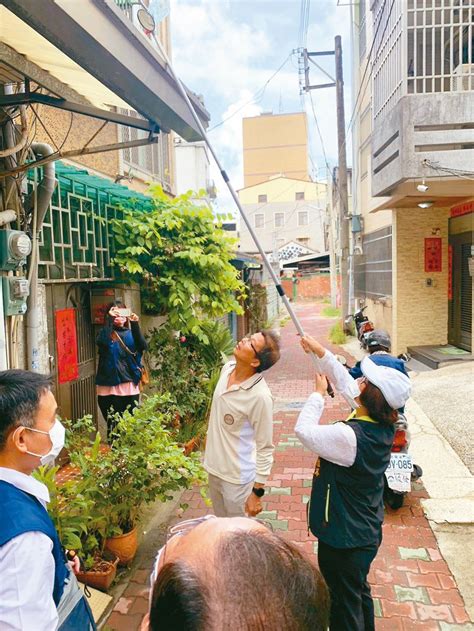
{"left": 242, "top": 113, "right": 309, "bottom": 187}
{"left": 392, "top": 207, "right": 450, "bottom": 354}
{"left": 372, "top": 93, "right": 474, "bottom": 197}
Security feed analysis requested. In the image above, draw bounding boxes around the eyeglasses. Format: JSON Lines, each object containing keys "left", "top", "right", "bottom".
{"left": 244, "top": 335, "right": 260, "bottom": 359}
{"left": 149, "top": 514, "right": 273, "bottom": 602}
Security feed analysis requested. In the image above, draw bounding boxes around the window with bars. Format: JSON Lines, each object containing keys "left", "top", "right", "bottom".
{"left": 354, "top": 226, "right": 392, "bottom": 298}
{"left": 406, "top": 0, "right": 474, "bottom": 95}
{"left": 372, "top": 0, "right": 474, "bottom": 122}
{"left": 274, "top": 212, "right": 285, "bottom": 228}
{"left": 119, "top": 109, "right": 172, "bottom": 189}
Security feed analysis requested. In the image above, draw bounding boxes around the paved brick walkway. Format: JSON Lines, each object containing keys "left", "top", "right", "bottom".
{"left": 104, "top": 302, "right": 472, "bottom": 630}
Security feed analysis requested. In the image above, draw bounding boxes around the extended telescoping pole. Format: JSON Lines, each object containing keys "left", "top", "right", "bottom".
{"left": 148, "top": 21, "right": 332, "bottom": 390}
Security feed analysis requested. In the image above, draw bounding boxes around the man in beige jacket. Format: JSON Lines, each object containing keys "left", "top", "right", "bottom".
{"left": 204, "top": 330, "right": 280, "bottom": 517}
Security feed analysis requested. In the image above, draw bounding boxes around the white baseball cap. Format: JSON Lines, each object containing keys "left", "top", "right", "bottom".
{"left": 361, "top": 356, "right": 411, "bottom": 409}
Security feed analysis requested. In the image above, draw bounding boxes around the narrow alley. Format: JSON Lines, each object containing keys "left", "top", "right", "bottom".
{"left": 105, "top": 303, "right": 471, "bottom": 631}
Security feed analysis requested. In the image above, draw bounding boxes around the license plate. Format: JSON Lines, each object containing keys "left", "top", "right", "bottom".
{"left": 385, "top": 453, "right": 413, "bottom": 493}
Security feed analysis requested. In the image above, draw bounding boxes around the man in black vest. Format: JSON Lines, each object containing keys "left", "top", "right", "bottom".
{"left": 0, "top": 370, "right": 96, "bottom": 630}
{"left": 296, "top": 335, "right": 411, "bottom": 631}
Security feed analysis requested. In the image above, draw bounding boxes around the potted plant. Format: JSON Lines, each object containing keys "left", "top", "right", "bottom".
{"left": 33, "top": 459, "right": 119, "bottom": 592}
{"left": 102, "top": 395, "right": 206, "bottom": 565}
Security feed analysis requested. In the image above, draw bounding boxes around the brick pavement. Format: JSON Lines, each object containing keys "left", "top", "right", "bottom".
{"left": 104, "top": 302, "right": 472, "bottom": 630}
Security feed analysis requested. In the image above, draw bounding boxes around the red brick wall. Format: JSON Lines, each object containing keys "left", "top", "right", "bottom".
{"left": 281, "top": 274, "right": 341, "bottom": 301}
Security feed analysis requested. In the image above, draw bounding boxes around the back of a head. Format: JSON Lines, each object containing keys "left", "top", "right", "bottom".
{"left": 149, "top": 530, "right": 329, "bottom": 631}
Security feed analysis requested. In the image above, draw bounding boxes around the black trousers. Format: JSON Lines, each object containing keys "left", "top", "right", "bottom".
{"left": 318, "top": 539, "right": 380, "bottom": 631}
{"left": 97, "top": 394, "right": 139, "bottom": 441}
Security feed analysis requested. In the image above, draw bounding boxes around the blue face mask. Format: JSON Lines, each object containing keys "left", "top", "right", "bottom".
{"left": 22, "top": 419, "right": 66, "bottom": 466}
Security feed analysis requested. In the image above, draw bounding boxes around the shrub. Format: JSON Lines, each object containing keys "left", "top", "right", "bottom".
{"left": 329, "top": 321, "right": 347, "bottom": 345}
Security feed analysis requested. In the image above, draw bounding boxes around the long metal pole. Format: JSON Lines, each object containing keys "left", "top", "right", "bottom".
{"left": 148, "top": 20, "right": 330, "bottom": 378}
{"left": 334, "top": 35, "right": 350, "bottom": 321}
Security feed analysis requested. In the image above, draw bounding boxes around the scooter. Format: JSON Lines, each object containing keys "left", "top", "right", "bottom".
{"left": 383, "top": 414, "right": 423, "bottom": 509}
{"left": 344, "top": 306, "right": 374, "bottom": 350}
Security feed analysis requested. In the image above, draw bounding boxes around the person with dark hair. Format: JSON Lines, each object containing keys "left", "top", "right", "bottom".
{"left": 204, "top": 330, "right": 280, "bottom": 518}
{"left": 96, "top": 300, "right": 147, "bottom": 439}
{"left": 295, "top": 335, "right": 411, "bottom": 631}
{"left": 0, "top": 370, "right": 96, "bottom": 631}
{"left": 140, "top": 515, "right": 330, "bottom": 631}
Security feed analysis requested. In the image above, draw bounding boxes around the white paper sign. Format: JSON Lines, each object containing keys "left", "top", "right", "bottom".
{"left": 385, "top": 453, "right": 413, "bottom": 493}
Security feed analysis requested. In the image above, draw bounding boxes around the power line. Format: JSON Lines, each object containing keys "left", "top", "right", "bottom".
{"left": 208, "top": 52, "right": 292, "bottom": 133}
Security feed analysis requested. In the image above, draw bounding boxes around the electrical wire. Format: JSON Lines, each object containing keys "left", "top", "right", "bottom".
{"left": 207, "top": 52, "right": 292, "bottom": 133}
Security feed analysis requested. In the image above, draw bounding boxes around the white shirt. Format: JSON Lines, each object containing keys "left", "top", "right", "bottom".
{"left": 0, "top": 467, "right": 59, "bottom": 631}
{"left": 295, "top": 349, "right": 360, "bottom": 467}
{"left": 204, "top": 361, "right": 274, "bottom": 485}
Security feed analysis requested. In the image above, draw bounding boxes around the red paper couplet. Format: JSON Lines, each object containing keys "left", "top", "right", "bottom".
{"left": 55, "top": 308, "right": 79, "bottom": 384}
{"left": 424, "top": 237, "right": 442, "bottom": 273}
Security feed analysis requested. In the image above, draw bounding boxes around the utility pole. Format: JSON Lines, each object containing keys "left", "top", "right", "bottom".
{"left": 334, "top": 35, "right": 350, "bottom": 321}
{"left": 299, "top": 36, "right": 350, "bottom": 318}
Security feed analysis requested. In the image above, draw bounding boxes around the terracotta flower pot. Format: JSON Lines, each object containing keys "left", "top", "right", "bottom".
{"left": 183, "top": 437, "right": 199, "bottom": 456}
{"left": 105, "top": 526, "right": 138, "bottom": 565}
{"left": 77, "top": 556, "right": 118, "bottom": 592}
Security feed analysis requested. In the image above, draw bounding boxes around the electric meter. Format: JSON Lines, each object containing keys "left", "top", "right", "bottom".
{"left": 0, "top": 230, "right": 32, "bottom": 270}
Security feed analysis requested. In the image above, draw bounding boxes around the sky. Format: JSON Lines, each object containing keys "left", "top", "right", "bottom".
{"left": 169, "top": 0, "right": 353, "bottom": 213}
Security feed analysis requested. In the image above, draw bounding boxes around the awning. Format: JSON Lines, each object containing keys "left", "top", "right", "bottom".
{"left": 0, "top": 0, "right": 209, "bottom": 141}
{"left": 53, "top": 161, "right": 154, "bottom": 210}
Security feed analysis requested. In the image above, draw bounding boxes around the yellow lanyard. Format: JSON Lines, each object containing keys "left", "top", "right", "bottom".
{"left": 344, "top": 410, "right": 378, "bottom": 424}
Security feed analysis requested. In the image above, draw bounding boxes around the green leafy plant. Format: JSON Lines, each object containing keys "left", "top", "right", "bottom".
{"left": 329, "top": 320, "right": 347, "bottom": 345}
{"left": 111, "top": 186, "right": 244, "bottom": 340}
{"left": 146, "top": 319, "right": 233, "bottom": 443}
{"left": 102, "top": 395, "right": 207, "bottom": 535}
{"left": 35, "top": 406, "right": 207, "bottom": 568}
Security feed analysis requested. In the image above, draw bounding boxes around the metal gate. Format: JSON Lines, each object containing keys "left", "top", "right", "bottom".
{"left": 46, "top": 284, "right": 97, "bottom": 424}
{"left": 449, "top": 233, "right": 473, "bottom": 352}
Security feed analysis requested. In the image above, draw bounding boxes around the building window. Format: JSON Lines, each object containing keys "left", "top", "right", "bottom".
{"left": 274, "top": 212, "right": 285, "bottom": 228}
{"left": 297, "top": 237, "right": 310, "bottom": 246}
{"left": 298, "top": 211, "right": 309, "bottom": 226}
{"left": 119, "top": 109, "right": 171, "bottom": 190}
{"left": 258, "top": 194, "right": 267, "bottom": 203}
{"left": 254, "top": 214, "right": 264, "bottom": 228}
{"left": 295, "top": 191, "right": 305, "bottom": 201}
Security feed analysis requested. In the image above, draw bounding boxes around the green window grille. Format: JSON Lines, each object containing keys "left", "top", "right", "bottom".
{"left": 28, "top": 161, "right": 153, "bottom": 282}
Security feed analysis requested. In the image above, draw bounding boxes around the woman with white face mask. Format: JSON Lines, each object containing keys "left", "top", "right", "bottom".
{"left": 96, "top": 299, "right": 147, "bottom": 441}
{"left": 295, "top": 335, "right": 411, "bottom": 631}
{"left": 0, "top": 370, "right": 96, "bottom": 631}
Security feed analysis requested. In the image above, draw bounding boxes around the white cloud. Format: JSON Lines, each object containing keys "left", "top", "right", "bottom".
{"left": 169, "top": 0, "right": 352, "bottom": 211}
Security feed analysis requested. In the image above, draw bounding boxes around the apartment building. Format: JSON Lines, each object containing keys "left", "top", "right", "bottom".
{"left": 238, "top": 175, "right": 327, "bottom": 258}
{"left": 351, "top": 0, "right": 473, "bottom": 360}
{"left": 242, "top": 112, "right": 310, "bottom": 187}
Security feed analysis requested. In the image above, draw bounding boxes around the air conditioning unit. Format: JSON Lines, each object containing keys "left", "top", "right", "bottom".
{"left": 452, "top": 64, "right": 474, "bottom": 92}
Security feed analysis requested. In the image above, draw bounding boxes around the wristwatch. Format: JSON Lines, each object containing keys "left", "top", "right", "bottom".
{"left": 252, "top": 487, "right": 265, "bottom": 498}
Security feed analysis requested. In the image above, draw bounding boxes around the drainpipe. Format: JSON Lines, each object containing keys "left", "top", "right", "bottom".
{"left": 26, "top": 143, "right": 57, "bottom": 372}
